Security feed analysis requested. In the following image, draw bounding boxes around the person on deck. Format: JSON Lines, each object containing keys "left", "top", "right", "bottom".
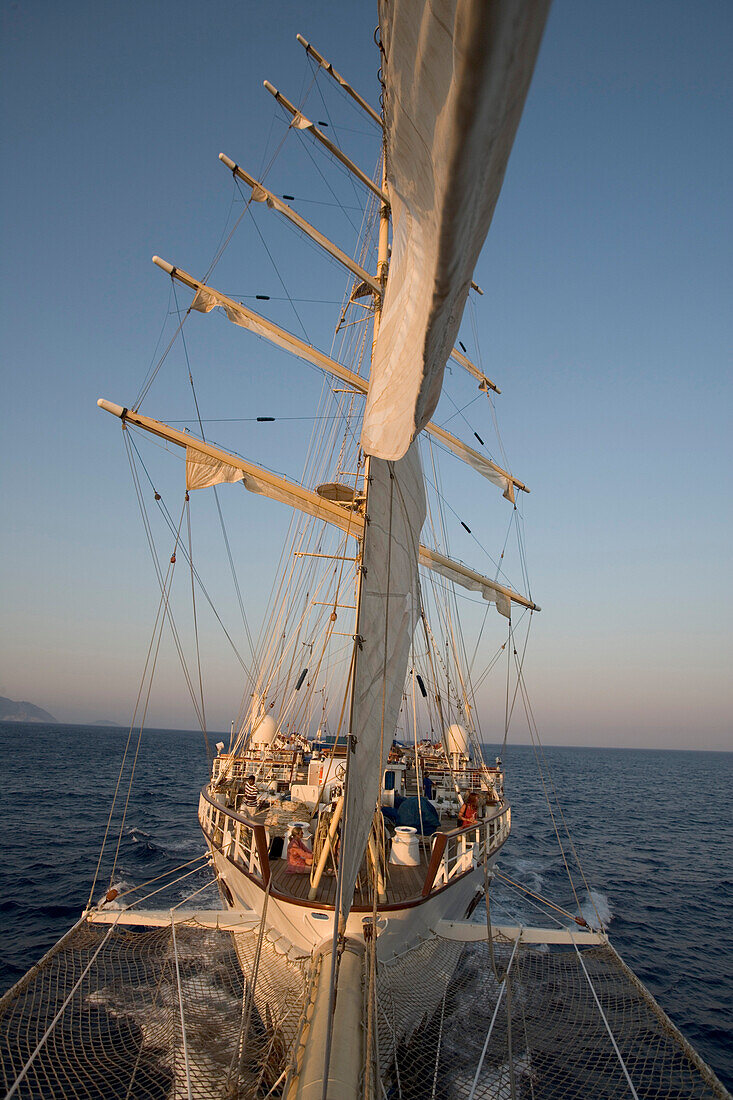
{"left": 422, "top": 774, "right": 435, "bottom": 800}
{"left": 286, "top": 826, "right": 313, "bottom": 874}
{"left": 243, "top": 775, "right": 259, "bottom": 809}
{"left": 457, "top": 791, "right": 478, "bottom": 827}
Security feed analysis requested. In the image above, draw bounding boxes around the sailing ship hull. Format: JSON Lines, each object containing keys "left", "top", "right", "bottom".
{"left": 204, "top": 823, "right": 509, "bottom": 958}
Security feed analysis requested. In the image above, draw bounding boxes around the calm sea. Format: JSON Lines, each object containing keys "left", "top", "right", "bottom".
{"left": 0, "top": 722, "right": 730, "bottom": 1089}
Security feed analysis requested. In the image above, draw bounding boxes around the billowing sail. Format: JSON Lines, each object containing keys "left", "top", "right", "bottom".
{"left": 363, "top": 0, "right": 549, "bottom": 459}
{"left": 339, "top": 444, "right": 426, "bottom": 918}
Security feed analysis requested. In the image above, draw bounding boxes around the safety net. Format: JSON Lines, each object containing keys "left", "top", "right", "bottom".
{"left": 376, "top": 932, "right": 731, "bottom": 1100}
{"left": 0, "top": 917, "right": 310, "bottom": 1099}
{"left": 2, "top": 918, "right": 730, "bottom": 1099}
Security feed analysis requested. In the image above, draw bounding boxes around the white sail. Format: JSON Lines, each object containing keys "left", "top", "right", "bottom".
{"left": 340, "top": 444, "right": 426, "bottom": 918}
{"left": 363, "top": 0, "right": 549, "bottom": 459}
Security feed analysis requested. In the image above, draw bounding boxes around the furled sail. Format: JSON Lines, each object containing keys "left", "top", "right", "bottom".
{"left": 152, "top": 260, "right": 528, "bottom": 497}
{"left": 363, "top": 0, "right": 550, "bottom": 459}
{"left": 418, "top": 546, "right": 538, "bottom": 617}
{"left": 339, "top": 444, "right": 426, "bottom": 919}
{"left": 97, "top": 400, "right": 537, "bottom": 611}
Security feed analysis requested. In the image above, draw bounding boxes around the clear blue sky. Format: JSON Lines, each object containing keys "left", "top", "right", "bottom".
{"left": 1, "top": 0, "right": 731, "bottom": 748}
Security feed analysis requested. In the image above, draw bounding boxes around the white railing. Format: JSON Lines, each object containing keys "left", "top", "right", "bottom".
{"left": 198, "top": 788, "right": 271, "bottom": 885}
{"left": 422, "top": 804, "right": 511, "bottom": 896}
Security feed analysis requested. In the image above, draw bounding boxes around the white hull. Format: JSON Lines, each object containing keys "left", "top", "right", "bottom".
{"left": 208, "top": 837, "right": 505, "bottom": 959}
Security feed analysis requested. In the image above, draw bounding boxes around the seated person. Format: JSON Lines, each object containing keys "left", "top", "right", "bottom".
{"left": 286, "top": 826, "right": 313, "bottom": 874}
{"left": 457, "top": 791, "right": 478, "bottom": 827}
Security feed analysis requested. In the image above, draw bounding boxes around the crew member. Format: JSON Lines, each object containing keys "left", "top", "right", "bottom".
{"left": 243, "top": 774, "right": 259, "bottom": 809}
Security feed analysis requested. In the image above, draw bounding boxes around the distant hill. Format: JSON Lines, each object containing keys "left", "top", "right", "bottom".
{"left": 0, "top": 696, "right": 58, "bottom": 723}
{"left": 93, "top": 720, "right": 121, "bottom": 727}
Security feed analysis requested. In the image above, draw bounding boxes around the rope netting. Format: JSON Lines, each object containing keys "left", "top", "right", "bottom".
{"left": 376, "top": 934, "right": 731, "bottom": 1100}
{"left": 3, "top": 919, "right": 730, "bottom": 1099}
{"left": 0, "top": 918, "right": 309, "bottom": 1099}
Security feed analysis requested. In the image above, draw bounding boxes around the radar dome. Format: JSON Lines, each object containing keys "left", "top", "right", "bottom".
{"left": 446, "top": 723, "right": 469, "bottom": 757}
{"left": 251, "top": 714, "right": 277, "bottom": 746}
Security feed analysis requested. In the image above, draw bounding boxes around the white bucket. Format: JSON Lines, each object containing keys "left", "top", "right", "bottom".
{"left": 390, "top": 825, "right": 420, "bottom": 866}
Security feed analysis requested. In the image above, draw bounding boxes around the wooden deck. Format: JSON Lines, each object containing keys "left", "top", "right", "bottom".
{"left": 269, "top": 850, "right": 429, "bottom": 908}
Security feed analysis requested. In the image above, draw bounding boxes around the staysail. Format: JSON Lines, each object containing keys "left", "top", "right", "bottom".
{"left": 339, "top": 0, "right": 549, "bottom": 920}
{"left": 362, "top": 0, "right": 550, "bottom": 459}
{"left": 339, "top": 445, "right": 426, "bottom": 919}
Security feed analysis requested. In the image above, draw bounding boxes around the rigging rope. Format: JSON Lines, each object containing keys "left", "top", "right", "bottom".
{"left": 170, "top": 916, "right": 194, "bottom": 1100}
{"left": 512, "top": 656, "right": 603, "bottom": 928}
{"left": 569, "top": 933, "right": 640, "bottom": 1099}
{"left": 186, "top": 492, "right": 210, "bottom": 757}
{"left": 466, "top": 931, "right": 522, "bottom": 1100}
{"left": 128, "top": 434, "right": 253, "bottom": 681}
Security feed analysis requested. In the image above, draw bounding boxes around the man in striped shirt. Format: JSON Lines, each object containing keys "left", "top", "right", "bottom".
{"left": 243, "top": 775, "right": 259, "bottom": 809}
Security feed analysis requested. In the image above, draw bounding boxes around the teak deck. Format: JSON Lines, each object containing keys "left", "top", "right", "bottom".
{"left": 269, "top": 852, "right": 429, "bottom": 907}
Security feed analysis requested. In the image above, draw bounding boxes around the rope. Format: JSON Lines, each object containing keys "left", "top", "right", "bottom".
{"left": 483, "top": 850, "right": 501, "bottom": 981}
{"left": 186, "top": 493, "right": 210, "bottom": 757}
{"left": 569, "top": 933, "right": 640, "bottom": 1098}
{"left": 125, "top": 434, "right": 207, "bottom": 731}
{"left": 174, "top": 279, "right": 258, "bottom": 672}
{"left": 4, "top": 912, "right": 125, "bottom": 1099}
{"left": 109, "top": 495, "right": 189, "bottom": 886}
{"left": 170, "top": 915, "right": 194, "bottom": 1100}
{"left": 227, "top": 875, "right": 274, "bottom": 1090}
{"left": 466, "top": 930, "right": 522, "bottom": 1100}
{"left": 511, "top": 647, "right": 603, "bottom": 928}
{"left": 134, "top": 73, "right": 303, "bottom": 414}
{"left": 493, "top": 869, "right": 584, "bottom": 926}
{"left": 104, "top": 853, "right": 209, "bottom": 905}
{"left": 127, "top": 440, "right": 253, "bottom": 680}
{"left": 430, "top": 986, "right": 448, "bottom": 1100}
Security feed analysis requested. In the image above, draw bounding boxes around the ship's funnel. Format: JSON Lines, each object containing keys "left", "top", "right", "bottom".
{"left": 445, "top": 723, "right": 469, "bottom": 757}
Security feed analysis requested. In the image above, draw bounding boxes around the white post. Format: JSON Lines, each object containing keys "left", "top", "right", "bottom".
{"left": 309, "top": 796, "right": 344, "bottom": 900}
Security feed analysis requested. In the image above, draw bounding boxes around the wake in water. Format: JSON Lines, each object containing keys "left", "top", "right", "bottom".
{"left": 578, "top": 888, "right": 612, "bottom": 930}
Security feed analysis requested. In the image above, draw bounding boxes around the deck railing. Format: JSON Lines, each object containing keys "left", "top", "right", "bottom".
{"left": 212, "top": 752, "right": 302, "bottom": 786}
{"left": 200, "top": 784, "right": 510, "bottom": 907}
{"left": 198, "top": 787, "right": 271, "bottom": 885}
{"left": 421, "top": 803, "right": 511, "bottom": 896}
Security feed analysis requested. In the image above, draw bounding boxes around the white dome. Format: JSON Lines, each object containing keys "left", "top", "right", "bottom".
{"left": 445, "top": 723, "right": 469, "bottom": 756}
{"left": 251, "top": 713, "right": 277, "bottom": 746}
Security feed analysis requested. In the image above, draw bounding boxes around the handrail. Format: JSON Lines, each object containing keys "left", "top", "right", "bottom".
{"left": 199, "top": 785, "right": 271, "bottom": 885}
{"left": 201, "top": 784, "right": 508, "bottom": 906}
{"left": 421, "top": 804, "right": 510, "bottom": 897}
{"left": 438, "top": 801, "right": 508, "bottom": 842}
{"left": 199, "top": 784, "right": 261, "bottom": 829}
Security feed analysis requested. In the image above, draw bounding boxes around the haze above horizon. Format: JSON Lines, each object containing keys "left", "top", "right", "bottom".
{"left": 1, "top": 0, "right": 731, "bottom": 751}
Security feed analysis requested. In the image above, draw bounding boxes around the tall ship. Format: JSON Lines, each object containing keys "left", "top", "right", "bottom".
{"left": 1, "top": 3, "right": 729, "bottom": 1099}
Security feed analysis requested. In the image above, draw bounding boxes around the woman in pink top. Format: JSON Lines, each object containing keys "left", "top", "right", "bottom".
{"left": 286, "top": 826, "right": 313, "bottom": 874}
{"left": 457, "top": 792, "right": 478, "bottom": 828}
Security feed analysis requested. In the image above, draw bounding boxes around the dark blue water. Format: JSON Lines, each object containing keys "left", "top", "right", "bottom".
{"left": 0, "top": 723, "right": 730, "bottom": 1089}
